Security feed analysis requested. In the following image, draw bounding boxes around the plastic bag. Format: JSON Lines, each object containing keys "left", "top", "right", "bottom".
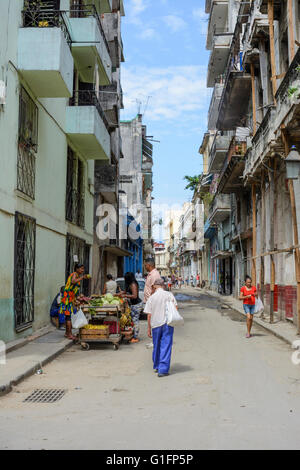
{"left": 165, "top": 300, "right": 184, "bottom": 327}
{"left": 71, "top": 308, "right": 88, "bottom": 329}
{"left": 254, "top": 297, "right": 264, "bottom": 314}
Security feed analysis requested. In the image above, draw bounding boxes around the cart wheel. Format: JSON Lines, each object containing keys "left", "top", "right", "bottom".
{"left": 113, "top": 344, "right": 119, "bottom": 351}
{"left": 81, "top": 342, "right": 90, "bottom": 351}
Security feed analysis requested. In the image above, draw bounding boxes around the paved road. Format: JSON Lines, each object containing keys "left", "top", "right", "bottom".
{"left": 1, "top": 289, "right": 300, "bottom": 450}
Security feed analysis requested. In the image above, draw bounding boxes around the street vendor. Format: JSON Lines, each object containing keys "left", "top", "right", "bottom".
{"left": 119, "top": 272, "right": 143, "bottom": 344}
{"left": 60, "top": 264, "right": 90, "bottom": 340}
{"left": 50, "top": 286, "right": 65, "bottom": 328}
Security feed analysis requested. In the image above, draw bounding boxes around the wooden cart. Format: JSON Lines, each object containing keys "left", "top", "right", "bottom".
{"left": 79, "top": 304, "right": 124, "bottom": 351}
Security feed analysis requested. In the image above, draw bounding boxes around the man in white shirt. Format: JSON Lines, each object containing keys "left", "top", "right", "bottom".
{"left": 144, "top": 278, "right": 177, "bottom": 377}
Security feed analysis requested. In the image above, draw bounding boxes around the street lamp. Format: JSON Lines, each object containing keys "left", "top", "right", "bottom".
{"left": 286, "top": 146, "right": 300, "bottom": 179}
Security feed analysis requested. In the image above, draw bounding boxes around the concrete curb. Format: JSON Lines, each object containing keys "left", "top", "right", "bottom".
{"left": 0, "top": 339, "right": 74, "bottom": 397}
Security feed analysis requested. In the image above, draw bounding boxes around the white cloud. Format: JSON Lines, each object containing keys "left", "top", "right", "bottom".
{"left": 139, "top": 28, "right": 157, "bottom": 40}
{"left": 121, "top": 65, "right": 211, "bottom": 125}
{"left": 127, "top": 0, "right": 148, "bottom": 25}
{"left": 163, "top": 15, "right": 187, "bottom": 33}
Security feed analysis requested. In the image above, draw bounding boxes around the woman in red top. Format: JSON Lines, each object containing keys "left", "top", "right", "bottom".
{"left": 239, "top": 275, "right": 258, "bottom": 338}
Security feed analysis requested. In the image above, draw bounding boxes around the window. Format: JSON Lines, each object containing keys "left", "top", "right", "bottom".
{"left": 14, "top": 212, "right": 36, "bottom": 331}
{"left": 65, "top": 234, "right": 90, "bottom": 296}
{"left": 66, "top": 147, "right": 85, "bottom": 227}
{"left": 17, "top": 87, "right": 38, "bottom": 199}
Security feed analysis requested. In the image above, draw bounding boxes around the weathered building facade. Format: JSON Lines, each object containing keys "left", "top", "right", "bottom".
{"left": 201, "top": 0, "right": 300, "bottom": 329}
{"left": 0, "top": 0, "right": 123, "bottom": 343}
{"left": 119, "top": 114, "right": 154, "bottom": 274}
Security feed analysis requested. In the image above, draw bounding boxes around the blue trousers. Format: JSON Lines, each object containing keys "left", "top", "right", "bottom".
{"left": 152, "top": 323, "right": 174, "bottom": 374}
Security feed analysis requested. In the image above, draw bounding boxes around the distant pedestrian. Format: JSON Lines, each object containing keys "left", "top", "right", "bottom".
{"left": 135, "top": 270, "right": 143, "bottom": 279}
{"left": 144, "top": 278, "right": 177, "bottom": 377}
{"left": 239, "top": 275, "right": 258, "bottom": 338}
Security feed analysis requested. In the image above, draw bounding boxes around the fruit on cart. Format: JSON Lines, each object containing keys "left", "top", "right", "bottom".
{"left": 82, "top": 324, "right": 108, "bottom": 330}
{"left": 120, "top": 311, "right": 132, "bottom": 329}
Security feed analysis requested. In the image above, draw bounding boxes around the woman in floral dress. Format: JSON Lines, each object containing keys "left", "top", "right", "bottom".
{"left": 60, "top": 264, "right": 89, "bottom": 340}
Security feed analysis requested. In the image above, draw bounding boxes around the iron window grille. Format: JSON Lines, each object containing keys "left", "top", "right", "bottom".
{"left": 66, "top": 234, "right": 90, "bottom": 296}
{"left": 66, "top": 147, "right": 85, "bottom": 228}
{"left": 17, "top": 87, "right": 38, "bottom": 199}
{"left": 22, "top": 1, "right": 72, "bottom": 47}
{"left": 69, "top": 90, "right": 111, "bottom": 133}
{"left": 14, "top": 212, "right": 36, "bottom": 331}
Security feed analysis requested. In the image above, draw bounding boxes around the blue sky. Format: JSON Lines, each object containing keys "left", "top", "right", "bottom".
{"left": 120, "top": 0, "right": 211, "bottom": 210}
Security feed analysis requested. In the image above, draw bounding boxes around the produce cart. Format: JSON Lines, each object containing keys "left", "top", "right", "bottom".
{"left": 79, "top": 299, "right": 124, "bottom": 351}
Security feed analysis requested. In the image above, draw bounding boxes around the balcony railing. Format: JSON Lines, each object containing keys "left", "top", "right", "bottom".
{"left": 276, "top": 47, "right": 300, "bottom": 102}
{"left": 69, "top": 4, "right": 110, "bottom": 56}
{"left": 22, "top": 8, "right": 71, "bottom": 46}
{"left": 69, "top": 90, "right": 111, "bottom": 133}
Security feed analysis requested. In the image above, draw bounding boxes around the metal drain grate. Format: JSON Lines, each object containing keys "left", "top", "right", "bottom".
{"left": 24, "top": 389, "right": 66, "bottom": 403}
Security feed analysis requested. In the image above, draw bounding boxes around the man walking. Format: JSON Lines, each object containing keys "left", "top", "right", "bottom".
{"left": 144, "top": 258, "right": 162, "bottom": 302}
{"left": 144, "top": 278, "right": 177, "bottom": 377}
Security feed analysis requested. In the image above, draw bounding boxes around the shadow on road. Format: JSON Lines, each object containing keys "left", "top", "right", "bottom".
{"left": 171, "top": 363, "right": 193, "bottom": 374}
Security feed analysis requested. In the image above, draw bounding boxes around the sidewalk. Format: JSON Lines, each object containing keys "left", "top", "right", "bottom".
{"left": 199, "top": 288, "right": 299, "bottom": 347}
{"left": 0, "top": 328, "right": 73, "bottom": 396}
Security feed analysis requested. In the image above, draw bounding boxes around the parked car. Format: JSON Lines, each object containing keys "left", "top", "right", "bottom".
{"left": 116, "top": 278, "right": 146, "bottom": 305}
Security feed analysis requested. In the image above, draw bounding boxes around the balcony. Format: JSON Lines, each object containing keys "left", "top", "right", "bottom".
{"left": 206, "top": 1, "right": 229, "bottom": 50}
{"left": 99, "top": 82, "right": 121, "bottom": 128}
{"left": 204, "top": 219, "right": 217, "bottom": 240}
{"left": 208, "top": 82, "right": 224, "bottom": 130}
{"left": 94, "top": 163, "right": 117, "bottom": 203}
{"left": 207, "top": 33, "right": 232, "bottom": 88}
{"left": 69, "top": 5, "right": 112, "bottom": 85}
{"left": 66, "top": 90, "right": 110, "bottom": 161}
{"left": 242, "top": 2, "right": 268, "bottom": 51}
{"left": 112, "top": 0, "right": 125, "bottom": 14}
{"left": 209, "top": 194, "right": 231, "bottom": 223}
{"left": 93, "top": 0, "right": 113, "bottom": 13}
{"left": 102, "top": 13, "right": 125, "bottom": 69}
{"left": 218, "top": 137, "right": 247, "bottom": 193}
{"left": 244, "top": 48, "right": 300, "bottom": 180}
{"left": 208, "top": 134, "right": 231, "bottom": 173}
{"left": 217, "top": 71, "right": 251, "bottom": 130}
{"left": 18, "top": 10, "right": 73, "bottom": 97}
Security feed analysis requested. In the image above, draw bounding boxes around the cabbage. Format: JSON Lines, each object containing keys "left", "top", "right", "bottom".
{"left": 104, "top": 293, "right": 114, "bottom": 302}
{"left": 110, "top": 300, "right": 120, "bottom": 305}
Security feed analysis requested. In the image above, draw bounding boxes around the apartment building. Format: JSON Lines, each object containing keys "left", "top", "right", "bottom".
{"left": 177, "top": 200, "right": 204, "bottom": 281}
{"left": 0, "top": 0, "right": 121, "bottom": 344}
{"left": 91, "top": 0, "right": 129, "bottom": 292}
{"left": 201, "top": 0, "right": 300, "bottom": 327}
{"left": 119, "top": 114, "right": 154, "bottom": 274}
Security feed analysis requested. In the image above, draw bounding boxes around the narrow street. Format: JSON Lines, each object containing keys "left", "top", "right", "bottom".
{"left": 1, "top": 289, "right": 300, "bottom": 450}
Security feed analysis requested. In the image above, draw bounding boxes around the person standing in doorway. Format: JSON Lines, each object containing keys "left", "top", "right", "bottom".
{"left": 239, "top": 275, "right": 258, "bottom": 338}
{"left": 144, "top": 258, "right": 162, "bottom": 302}
{"left": 144, "top": 278, "right": 177, "bottom": 377}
